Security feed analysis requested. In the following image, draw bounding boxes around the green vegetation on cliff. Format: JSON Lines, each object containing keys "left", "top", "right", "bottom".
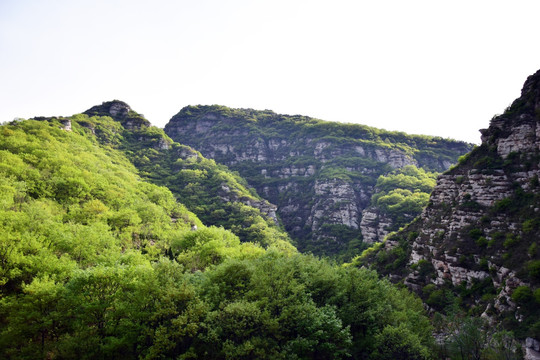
{"left": 356, "top": 68, "right": 540, "bottom": 346}
{"left": 164, "top": 105, "right": 472, "bottom": 257}
{"left": 371, "top": 165, "right": 437, "bottom": 232}
{"left": 81, "top": 101, "right": 292, "bottom": 249}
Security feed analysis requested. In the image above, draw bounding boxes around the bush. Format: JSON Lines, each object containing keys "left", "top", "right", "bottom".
{"left": 511, "top": 286, "right": 532, "bottom": 304}
{"left": 469, "top": 228, "right": 483, "bottom": 240}
{"left": 528, "top": 260, "right": 540, "bottom": 281}
{"left": 371, "top": 324, "right": 431, "bottom": 360}
{"left": 503, "top": 234, "right": 520, "bottom": 249}
{"left": 528, "top": 243, "right": 538, "bottom": 257}
{"left": 534, "top": 288, "right": 540, "bottom": 305}
{"left": 476, "top": 236, "right": 488, "bottom": 247}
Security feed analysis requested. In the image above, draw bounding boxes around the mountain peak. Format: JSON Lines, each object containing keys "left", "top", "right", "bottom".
{"left": 84, "top": 100, "right": 150, "bottom": 130}
{"left": 520, "top": 68, "right": 540, "bottom": 113}
{"left": 480, "top": 68, "right": 540, "bottom": 153}
{"left": 362, "top": 68, "right": 540, "bottom": 337}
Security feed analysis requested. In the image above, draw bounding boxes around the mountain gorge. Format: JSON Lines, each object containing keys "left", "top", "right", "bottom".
{"left": 3, "top": 68, "right": 539, "bottom": 358}
{"left": 164, "top": 107, "right": 471, "bottom": 256}
{"left": 359, "top": 69, "right": 540, "bottom": 346}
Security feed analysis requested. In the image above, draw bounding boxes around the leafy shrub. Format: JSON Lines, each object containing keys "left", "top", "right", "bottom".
{"left": 493, "top": 198, "right": 512, "bottom": 212}
{"left": 534, "top": 288, "right": 540, "bottom": 305}
{"left": 528, "top": 243, "right": 538, "bottom": 257}
{"left": 469, "top": 228, "right": 483, "bottom": 240}
{"left": 476, "top": 236, "right": 488, "bottom": 247}
{"left": 511, "top": 286, "right": 532, "bottom": 304}
{"left": 503, "top": 234, "right": 520, "bottom": 249}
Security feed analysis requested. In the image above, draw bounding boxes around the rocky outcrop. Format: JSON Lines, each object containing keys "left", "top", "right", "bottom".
{"left": 83, "top": 101, "right": 173, "bottom": 151}
{"left": 372, "top": 69, "right": 540, "bottom": 333}
{"left": 84, "top": 100, "right": 150, "bottom": 130}
{"left": 309, "top": 179, "right": 361, "bottom": 230}
{"left": 360, "top": 207, "right": 393, "bottom": 244}
{"left": 525, "top": 337, "right": 540, "bottom": 360}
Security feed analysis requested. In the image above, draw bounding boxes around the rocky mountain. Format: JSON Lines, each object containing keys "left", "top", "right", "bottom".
{"left": 164, "top": 106, "right": 472, "bottom": 256}
{"left": 359, "top": 69, "right": 540, "bottom": 341}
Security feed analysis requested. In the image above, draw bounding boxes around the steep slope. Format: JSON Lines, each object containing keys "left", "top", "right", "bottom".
{"left": 359, "top": 69, "right": 540, "bottom": 340}
{"left": 164, "top": 106, "right": 472, "bottom": 256}
{"left": 0, "top": 116, "right": 203, "bottom": 291}
{"left": 82, "top": 101, "right": 292, "bottom": 249}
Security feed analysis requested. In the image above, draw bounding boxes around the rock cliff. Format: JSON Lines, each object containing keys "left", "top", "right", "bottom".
{"left": 165, "top": 106, "right": 471, "bottom": 255}
{"left": 361, "top": 69, "right": 540, "bottom": 339}
{"left": 84, "top": 100, "right": 151, "bottom": 130}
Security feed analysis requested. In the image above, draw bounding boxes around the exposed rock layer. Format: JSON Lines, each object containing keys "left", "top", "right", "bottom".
{"left": 371, "top": 69, "right": 540, "bottom": 333}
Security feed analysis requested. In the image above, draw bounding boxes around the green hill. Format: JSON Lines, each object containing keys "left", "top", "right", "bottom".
{"left": 0, "top": 109, "right": 435, "bottom": 359}
{"left": 82, "top": 101, "right": 292, "bottom": 250}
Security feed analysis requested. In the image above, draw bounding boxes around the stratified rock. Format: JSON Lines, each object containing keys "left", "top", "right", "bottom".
{"left": 369, "top": 69, "right": 540, "bottom": 325}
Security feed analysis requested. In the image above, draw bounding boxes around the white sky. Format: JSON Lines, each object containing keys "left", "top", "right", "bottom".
{"left": 1, "top": 0, "right": 539, "bottom": 144}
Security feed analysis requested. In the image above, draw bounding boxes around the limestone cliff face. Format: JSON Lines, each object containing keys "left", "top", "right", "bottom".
{"left": 165, "top": 106, "right": 471, "bottom": 254}
{"left": 371, "top": 69, "right": 540, "bottom": 328}
{"left": 360, "top": 207, "right": 403, "bottom": 245}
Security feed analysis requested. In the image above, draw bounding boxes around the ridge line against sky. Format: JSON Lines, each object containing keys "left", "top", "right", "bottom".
{"left": 1, "top": 0, "right": 540, "bottom": 144}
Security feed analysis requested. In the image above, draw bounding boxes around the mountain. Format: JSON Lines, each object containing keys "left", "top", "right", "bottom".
{"left": 164, "top": 106, "right": 472, "bottom": 257}
{"left": 358, "top": 69, "right": 540, "bottom": 341}
{"left": 0, "top": 108, "right": 436, "bottom": 359}
{"left": 82, "top": 100, "right": 293, "bottom": 250}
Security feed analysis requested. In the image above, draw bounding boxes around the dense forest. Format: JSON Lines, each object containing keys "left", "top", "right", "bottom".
{"left": 0, "top": 115, "right": 436, "bottom": 359}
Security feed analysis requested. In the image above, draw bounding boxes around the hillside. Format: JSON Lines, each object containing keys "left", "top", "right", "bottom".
{"left": 0, "top": 113, "right": 436, "bottom": 358}
{"left": 82, "top": 101, "right": 293, "bottom": 249}
{"left": 358, "top": 69, "right": 540, "bottom": 343}
{"left": 164, "top": 107, "right": 472, "bottom": 257}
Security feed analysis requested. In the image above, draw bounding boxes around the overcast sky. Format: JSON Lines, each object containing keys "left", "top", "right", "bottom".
{"left": 1, "top": 0, "right": 539, "bottom": 144}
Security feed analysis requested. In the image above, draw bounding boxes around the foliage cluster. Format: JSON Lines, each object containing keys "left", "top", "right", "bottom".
{"left": 371, "top": 165, "right": 437, "bottom": 230}
{"left": 435, "top": 313, "right": 523, "bottom": 360}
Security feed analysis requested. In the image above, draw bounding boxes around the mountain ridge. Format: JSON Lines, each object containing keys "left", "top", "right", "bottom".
{"left": 358, "top": 68, "right": 540, "bottom": 341}
{"left": 76, "top": 100, "right": 294, "bottom": 250}
{"left": 164, "top": 105, "right": 472, "bottom": 256}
